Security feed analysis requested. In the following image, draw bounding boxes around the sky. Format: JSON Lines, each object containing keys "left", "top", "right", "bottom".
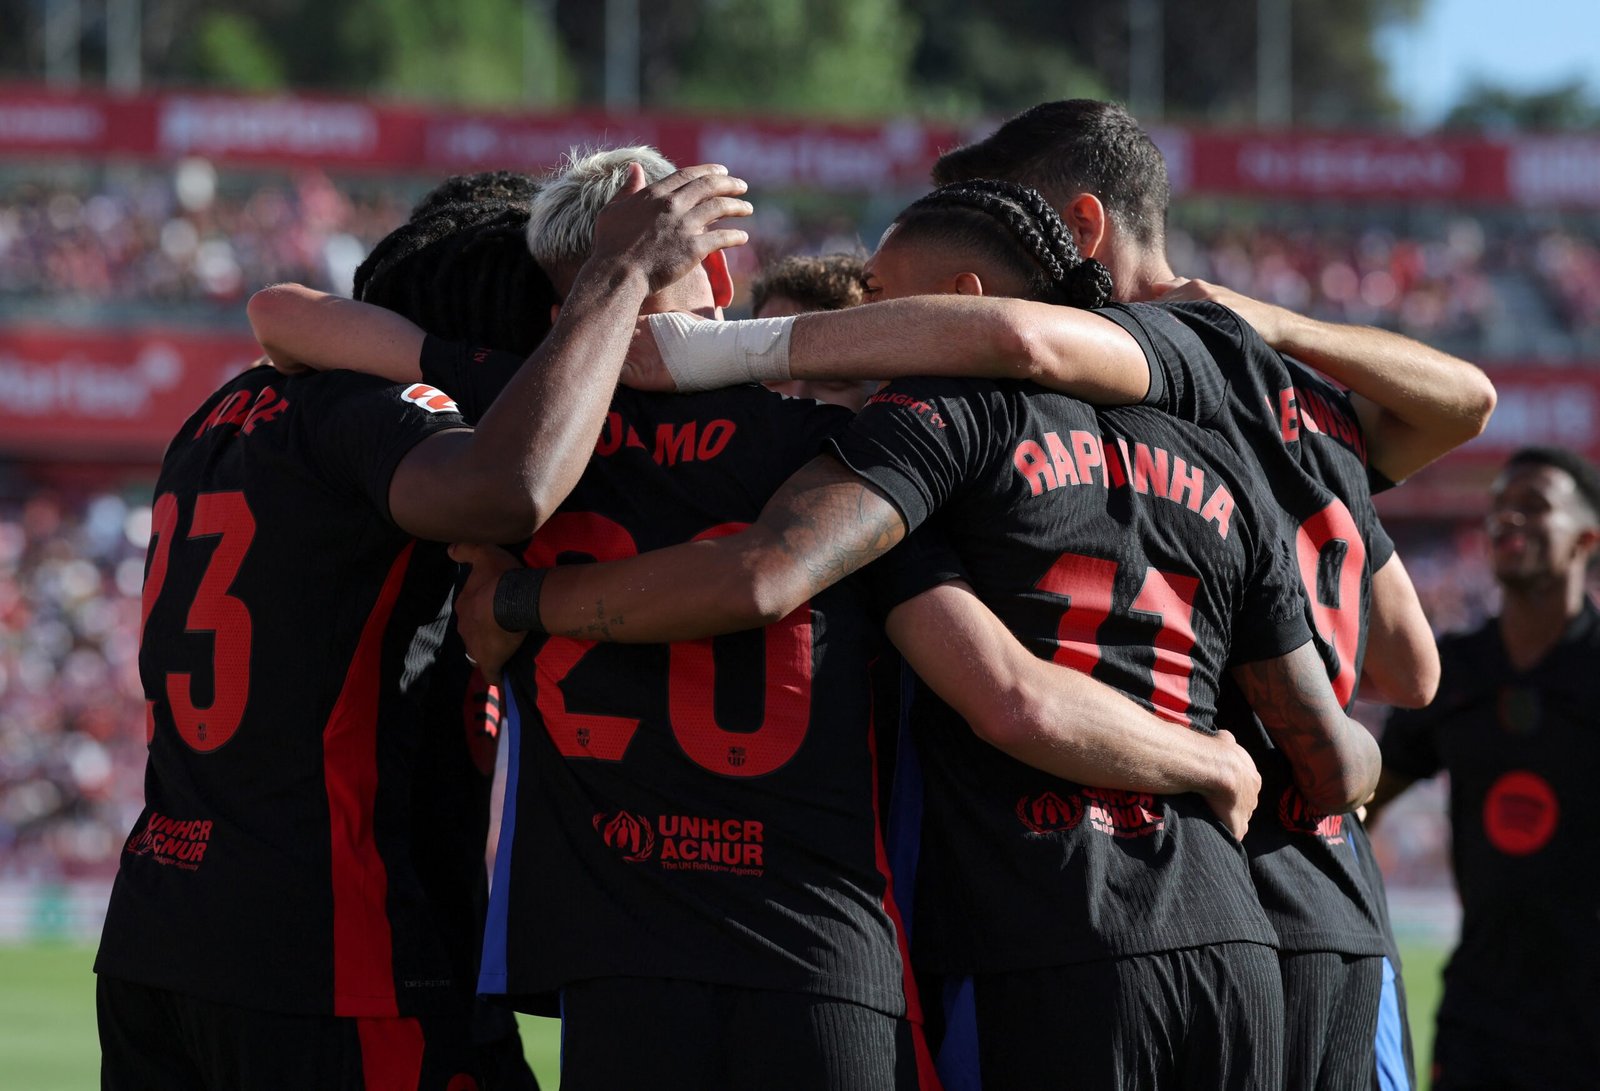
{"left": 1378, "top": 0, "right": 1600, "bottom": 125}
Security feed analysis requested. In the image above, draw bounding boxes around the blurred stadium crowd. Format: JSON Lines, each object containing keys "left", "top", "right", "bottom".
{"left": 0, "top": 157, "right": 1587, "bottom": 906}
{"left": 4, "top": 165, "right": 1600, "bottom": 360}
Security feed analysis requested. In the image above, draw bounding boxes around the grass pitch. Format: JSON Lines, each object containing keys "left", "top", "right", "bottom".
{"left": 0, "top": 942, "right": 1446, "bottom": 1089}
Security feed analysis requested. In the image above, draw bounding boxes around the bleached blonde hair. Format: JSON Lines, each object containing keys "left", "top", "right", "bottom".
{"left": 526, "top": 145, "right": 677, "bottom": 272}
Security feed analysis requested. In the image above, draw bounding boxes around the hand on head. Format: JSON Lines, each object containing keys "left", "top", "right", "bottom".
{"left": 589, "top": 163, "right": 753, "bottom": 294}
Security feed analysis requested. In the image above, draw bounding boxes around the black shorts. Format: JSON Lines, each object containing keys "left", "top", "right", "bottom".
{"left": 470, "top": 1000, "right": 540, "bottom": 1091}
{"left": 97, "top": 974, "right": 475, "bottom": 1091}
{"left": 1432, "top": 1018, "right": 1598, "bottom": 1091}
{"left": 938, "top": 943, "right": 1283, "bottom": 1091}
{"left": 1279, "top": 950, "right": 1382, "bottom": 1091}
{"left": 557, "top": 977, "right": 935, "bottom": 1091}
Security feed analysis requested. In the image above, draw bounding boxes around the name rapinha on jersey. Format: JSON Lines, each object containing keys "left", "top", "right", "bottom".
{"left": 1012, "top": 430, "right": 1236, "bottom": 540}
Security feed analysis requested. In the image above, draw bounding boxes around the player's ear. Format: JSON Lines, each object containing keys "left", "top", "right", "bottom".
{"left": 550, "top": 303, "right": 561, "bottom": 327}
{"left": 703, "top": 250, "right": 734, "bottom": 309}
{"left": 953, "top": 271, "right": 986, "bottom": 297}
{"left": 1062, "top": 193, "right": 1109, "bottom": 261}
{"left": 1577, "top": 522, "right": 1600, "bottom": 556}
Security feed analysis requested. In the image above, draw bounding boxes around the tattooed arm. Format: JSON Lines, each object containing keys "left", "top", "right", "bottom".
{"left": 1230, "top": 641, "right": 1382, "bottom": 813}
{"left": 471, "top": 455, "right": 906, "bottom": 649}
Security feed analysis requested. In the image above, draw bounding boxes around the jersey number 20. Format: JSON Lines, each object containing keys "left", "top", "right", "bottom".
{"left": 526, "top": 513, "right": 811, "bottom": 778}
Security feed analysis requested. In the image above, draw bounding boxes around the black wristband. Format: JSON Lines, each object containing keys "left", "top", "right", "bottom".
{"left": 493, "top": 567, "right": 549, "bottom": 634}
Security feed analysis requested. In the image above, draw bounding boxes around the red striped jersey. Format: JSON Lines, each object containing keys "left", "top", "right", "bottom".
{"left": 95, "top": 365, "right": 469, "bottom": 1017}
{"left": 829, "top": 377, "right": 1308, "bottom": 973}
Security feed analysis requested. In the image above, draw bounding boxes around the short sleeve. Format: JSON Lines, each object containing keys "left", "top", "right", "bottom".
{"left": 1096, "top": 302, "right": 1231, "bottom": 426}
{"left": 1381, "top": 704, "right": 1443, "bottom": 781}
{"left": 862, "top": 523, "right": 968, "bottom": 622}
{"left": 1229, "top": 519, "right": 1315, "bottom": 666}
{"left": 1367, "top": 510, "right": 1396, "bottom": 572}
{"left": 824, "top": 378, "right": 1006, "bottom": 534}
{"left": 303, "top": 371, "right": 468, "bottom": 526}
{"left": 776, "top": 395, "right": 854, "bottom": 469}
{"left": 1368, "top": 465, "right": 1397, "bottom": 495}
{"left": 418, "top": 335, "right": 526, "bottom": 425}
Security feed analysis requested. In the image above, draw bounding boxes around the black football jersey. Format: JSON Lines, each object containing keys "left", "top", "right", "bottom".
{"left": 410, "top": 630, "right": 504, "bottom": 1006}
{"left": 1382, "top": 606, "right": 1600, "bottom": 1069}
{"left": 1103, "top": 301, "right": 1395, "bottom": 956}
{"left": 479, "top": 384, "right": 956, "bottom": 1018}
{"left": 96, "top": 366, "right": 471, "bottom": 1017}
{"left": 829, "top": 376, "right": 1310, "bottom": 974}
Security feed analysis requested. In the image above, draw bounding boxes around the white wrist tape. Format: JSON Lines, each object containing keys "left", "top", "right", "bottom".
{"left": 649, "top": 312, "right": 794, "bottom": 393}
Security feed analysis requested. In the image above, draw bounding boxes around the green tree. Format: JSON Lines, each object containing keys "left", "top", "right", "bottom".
{"left": 161, "top": 0, "right": 574, "bottom": 106}
{"left": 669, "top": 0, "right": 920, "bottom": 118}
{"left": 905, "top": 0, "right": 1420, "bottom": 124}
{"left": 908, "top": 10, "right": 1108, "bottom": 119}
{"left": 7, "top": 0, "right": 1421, "bottom": 126}
{"left": 1443, "top": 77, "right": 1600, "bottom": 132}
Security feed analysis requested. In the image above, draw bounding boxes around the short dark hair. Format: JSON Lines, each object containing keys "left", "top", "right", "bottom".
{"left": 889, "top": 179, "right": 1113, "bottom": 310}
{"left": 750, "top": 253, "right": 867, "bottom": 315}
{"left": 1504, "top": 446, "right": 1600, "bottom": 524}
{"left": 933, "top": 99, "right": 1169, "bottom": 246}
{"left": 354, "top": 198, "right": 557, "bottom": 356}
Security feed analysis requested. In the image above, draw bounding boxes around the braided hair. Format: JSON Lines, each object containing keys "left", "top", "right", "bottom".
{"left": 352, "top": 197, "right": 559, "bottom": 356}
{"left": 409, "top": 170, "right": 540, "bottom": 222}
{"left": 890, "top": 179, "right": 1113, "bottom": 309}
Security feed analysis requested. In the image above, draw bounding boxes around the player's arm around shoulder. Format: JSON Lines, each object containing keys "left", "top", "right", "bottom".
{"left": 1161, "top": 277, "right": 1496, "bottom": 482}
{"left": 789, "top": 296, "right": 1152, "bottom": 404}
{"left": 248, "top": 283, "right": 427, "bottom": 382}
{"left": 627, "top": 296, "right": 1150, "bottom": 404}
{"left": 462, "top": 453, "right": 910, "bottom": 648}
{"left": 887, "top": 581, "right": 1261, "bottom": 839}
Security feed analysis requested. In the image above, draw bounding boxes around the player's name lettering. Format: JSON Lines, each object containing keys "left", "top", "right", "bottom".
{"left": 1012, "top": 430, "right": 1235, "bottom": 539}
{"left": 124, "top": 811, "right": 213, "bottom": 869}
{"left": 1273, "top": 385, "right": 1367, "bottom": 460}
{"left": 593, "top": 411, "right": 737, "bottom": 467}
{"left": 192, "top": 385, "right": 289, "bottom": 440}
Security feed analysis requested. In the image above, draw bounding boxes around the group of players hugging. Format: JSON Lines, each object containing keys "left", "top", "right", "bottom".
{"left": 95, "top": 100, "right": 1496, "bottom": 1091}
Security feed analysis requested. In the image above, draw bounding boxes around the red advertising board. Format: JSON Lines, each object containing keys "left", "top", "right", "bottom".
{"left": 6, "top": 83, "right": 1600, "bottom": 206}
{"left": 0, "top": 325, "right": 1593, "bottom": 489}
{"left": 0, "top": 327, "right": 260, "bottom": 461}
{"left": 1374, "top": 366, "right": 1600, "bottom": 517}
{"left": 1155, "top": 129, "right": 1511, "bottom": 203}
